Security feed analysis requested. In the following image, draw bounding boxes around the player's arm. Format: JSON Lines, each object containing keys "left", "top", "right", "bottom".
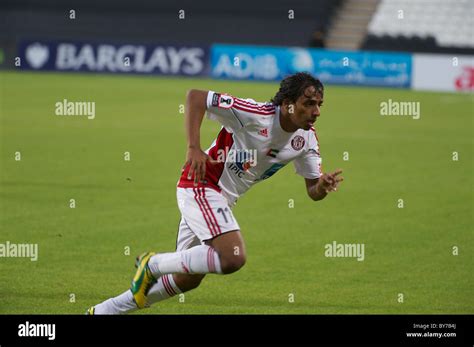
{"left": 305, "top": 169, "right": 343, "bottom": 201}
{"left": 184, "top": 89, "right": 214, "bottom": 184}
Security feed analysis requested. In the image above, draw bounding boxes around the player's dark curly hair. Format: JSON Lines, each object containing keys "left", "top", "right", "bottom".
{"left": 271, "top": 72, "right": 324, "bottom": 106}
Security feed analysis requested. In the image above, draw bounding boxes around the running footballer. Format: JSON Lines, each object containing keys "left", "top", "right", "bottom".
{"left": 88, "top": 72, "right": 343, "bottom": 314}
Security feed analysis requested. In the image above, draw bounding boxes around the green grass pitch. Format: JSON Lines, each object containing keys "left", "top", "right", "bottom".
{"left": 0, "top": 71, "right": 472, "bottom": 314}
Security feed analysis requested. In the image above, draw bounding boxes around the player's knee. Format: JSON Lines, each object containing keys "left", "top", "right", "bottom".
{"left": 220, "top": 253, "right": 246, "bottom": 274}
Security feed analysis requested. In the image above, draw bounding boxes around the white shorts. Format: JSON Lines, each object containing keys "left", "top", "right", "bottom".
{"left": 175, "top": 187, "right": 240, "bottom": 251}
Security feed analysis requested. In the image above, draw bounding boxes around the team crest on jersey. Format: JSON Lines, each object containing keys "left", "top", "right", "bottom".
{"left": 212, "top": 93, "right": 234, "bottom": 109}
{"left": 291, "top": 135, "right": 305, "bottom": 151}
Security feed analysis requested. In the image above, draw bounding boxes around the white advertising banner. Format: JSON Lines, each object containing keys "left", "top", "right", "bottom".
{"left": 412, "top": 54, "right": 474, "bottom": 92}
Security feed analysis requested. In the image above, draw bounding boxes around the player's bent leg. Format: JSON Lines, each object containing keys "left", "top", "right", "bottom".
{"left": 90, "top": 231, "right": 243, "bottom": 314}
{"left": 147, "top": 230, "right": 246, "bottom": 278}
{"left": 206, "top": 230, "right": 246, "bottom": 274}
{"left": 91, "top": 187, "right": 245, "bottom": 313}
{"left": 147, "top": 244, "right": 223, "bottom": 276}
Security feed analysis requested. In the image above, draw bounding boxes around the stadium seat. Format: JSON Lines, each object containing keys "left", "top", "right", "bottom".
{"left": 363, "top": 0, "right": 474, "bottom": 53}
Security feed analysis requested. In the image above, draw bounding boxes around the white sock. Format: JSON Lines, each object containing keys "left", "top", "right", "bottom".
{"left": 93, "top": 290, "right": 137, "bottom": 315}
{"left": 93, "top": 275, "right": 183, "bottom": 314}
{"left": 148, "top": 274, "right": 182, "bottom": 304}
{"left": 148, "top": 245, "right": 222, "bottom": 277}
{"left": 93, "top": 246, "right": 220, "bottom": 314}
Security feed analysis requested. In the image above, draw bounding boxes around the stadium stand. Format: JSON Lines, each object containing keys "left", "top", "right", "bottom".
{"left": 362, "top": 0, "right": 474, "bottom": 54}
{"left": 325, "top": 0, "right": 379, "bottom": 51}
{"left": 1, "top": 0, "right": 470, "bottom": 56}
{"left": 0, "top": 0, "right": 342, "bottom": 47}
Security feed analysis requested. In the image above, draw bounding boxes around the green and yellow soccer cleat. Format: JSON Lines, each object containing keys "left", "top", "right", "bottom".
{"left": 130, "top": 252, "right": 157, "bottom": 309}
{"left": 85, "top": 306, "right": 95, "bottom": 315}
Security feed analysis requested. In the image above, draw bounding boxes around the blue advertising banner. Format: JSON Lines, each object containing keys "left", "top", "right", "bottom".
{"left": 211, "top": 44, "right": 412, "bottom": 88}
{"left": 18, "top": 40, "right": 209, "bottom": 76}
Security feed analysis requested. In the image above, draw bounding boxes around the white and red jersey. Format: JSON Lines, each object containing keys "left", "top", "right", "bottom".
{"left": 178, "top": 91, "right": 323, "bottom": 206}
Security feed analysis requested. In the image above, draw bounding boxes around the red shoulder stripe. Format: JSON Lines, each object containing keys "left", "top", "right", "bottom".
{"left": 235, "top": 98, "right": 275, "bottom": 110}
{"left": 233, "top": 103, "right": 275, "bottom": 115}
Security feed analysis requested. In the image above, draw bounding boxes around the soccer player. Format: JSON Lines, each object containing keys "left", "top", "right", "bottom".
{"left": 87, "top": 72, "right": 343, "bottom": 314}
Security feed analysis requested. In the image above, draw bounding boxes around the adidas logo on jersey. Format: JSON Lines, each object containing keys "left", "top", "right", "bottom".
{"left": 258, "top": 128, "right": 268, "bottom": 137}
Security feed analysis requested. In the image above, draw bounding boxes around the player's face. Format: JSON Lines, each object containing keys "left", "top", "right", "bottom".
{"left": 289, "top": 86, "right": 323, "bottom": 130}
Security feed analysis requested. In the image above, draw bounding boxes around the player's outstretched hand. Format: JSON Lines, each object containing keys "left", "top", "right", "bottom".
{"left": 184, "top": 147, "right": 217, "bottom": 185}
{"left": 320, "top": 169, "right": 344, "bottom": 193}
